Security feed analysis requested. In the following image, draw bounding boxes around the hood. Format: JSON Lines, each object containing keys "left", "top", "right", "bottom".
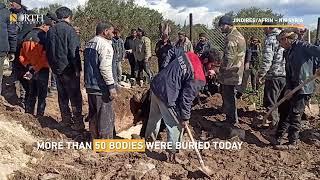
{"left": 268, "top": 28, "right": 281, "bottom": 37}
{"left": 0, "top": 3, "right": 6, "bottom": 9}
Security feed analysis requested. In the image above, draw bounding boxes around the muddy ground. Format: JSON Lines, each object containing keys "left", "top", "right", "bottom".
{"left": 0, "top": 68, "right": 320, "bottom": 180}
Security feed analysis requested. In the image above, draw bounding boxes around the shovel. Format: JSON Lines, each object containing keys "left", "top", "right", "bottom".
{"left": 184, "top": 123, "right": 214, "bottom": 177}
{"left": 168, "top": 108, "right": 213, "bottom": 177}
{"left": 263, "top": 74, "right": 318, "bottom": 122}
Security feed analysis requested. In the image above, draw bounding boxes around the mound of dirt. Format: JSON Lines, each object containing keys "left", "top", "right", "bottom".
{"left": 0, "top": 114, "right": 37, "bottom": 179}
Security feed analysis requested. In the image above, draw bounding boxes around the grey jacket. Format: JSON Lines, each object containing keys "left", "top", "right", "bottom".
{"left": 258, "top": 28, "right": 286, "bottom": 78}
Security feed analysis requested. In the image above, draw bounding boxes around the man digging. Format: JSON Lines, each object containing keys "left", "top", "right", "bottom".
{"left": 144, "top": 49, "right": 219, "bottom": 163}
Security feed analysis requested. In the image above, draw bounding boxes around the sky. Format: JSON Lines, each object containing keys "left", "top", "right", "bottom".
{"left": 23, "top": 0, "right": 320, "bottom": 29}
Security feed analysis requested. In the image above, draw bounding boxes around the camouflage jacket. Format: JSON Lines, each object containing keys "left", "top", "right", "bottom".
{"left": 175, "top": 37, "right": 194, "bottom": 53}
{"left": 133, "top": 36, "right": 152, "bottom": 61}
{"left": 218, "top": 27, "right": 246, "bottom": 85}
{"left": 258, "top": 28, "right": 286, "bottom": 78}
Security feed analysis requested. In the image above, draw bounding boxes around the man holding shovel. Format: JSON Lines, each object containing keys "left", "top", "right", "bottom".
{"left": 275, "top": 29, "right": 320, "bottom": 149}
{"left": 144, "top": 49, "right": 218, "bottom": 163}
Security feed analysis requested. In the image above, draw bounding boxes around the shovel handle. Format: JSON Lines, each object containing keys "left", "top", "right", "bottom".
{"left": 184, "top": 124, "right": 205, "bottom": 166}
{"left": 263, "top": 74, "right": 318, "bottom": 121}
{"left": 167, "top": 108, "right": 205, "bottom": 166}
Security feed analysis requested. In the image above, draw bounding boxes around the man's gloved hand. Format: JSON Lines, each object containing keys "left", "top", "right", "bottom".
{"left": 109, "top": 88, "right": 117, "bottom": 100}
{"left": 8, "top": 53, "right": 15, "bottom": 62}
{"left": 180, "top": 119, "right": 189, "bottom": 128}
{"left": 23, "top": 71, "right": 33, "bottom": 80}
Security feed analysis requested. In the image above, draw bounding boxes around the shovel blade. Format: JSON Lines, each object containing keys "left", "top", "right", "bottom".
{"left": 198, "top": 165, "right": 213, "bottom": 177}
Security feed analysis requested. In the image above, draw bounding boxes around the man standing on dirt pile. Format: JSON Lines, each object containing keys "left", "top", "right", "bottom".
{"left": 257, "top": 22, "right": 286, "bottom": 128}
{"left": 19, "top": 16, "right": 53, "bottom": 117}
{"left": 84, "top": 21, "right": 117, "bottom": 139}
{"left": 125, "top": 29, "right": 137, "bottom": 79}
{"left": 0, "top": 2, "right": 16, "bottom": 95}
{"left": 46, "top": 7, "right": 84, "bottom": 131}
{"left": 112, "top": 28, "right": 125, "bottom": 83}
{"left": 274, "top": 30, "right": 320, "bottom": 149}
{"left": 144, "top": 49, "right": 220, "bottom": 163}
{"left": 133, "top": 28, "right": 152, "bottom": 84}
{"left": 175, "top": 31, "right": 194, "bottom": 53}
{"left": 217, "top": 15, "right": 246, "bottom": 128}
{"left": 8, "top": 0, "right": 34, "bottom": 108}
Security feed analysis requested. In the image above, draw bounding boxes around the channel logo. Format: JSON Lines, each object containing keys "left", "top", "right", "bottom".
{"left": 10, "top": 13, "right": 44, "bottom": 24}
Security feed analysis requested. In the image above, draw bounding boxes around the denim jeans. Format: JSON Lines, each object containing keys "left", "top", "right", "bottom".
{"left": 145, "top": 92, "right": 183, "bottom": 153}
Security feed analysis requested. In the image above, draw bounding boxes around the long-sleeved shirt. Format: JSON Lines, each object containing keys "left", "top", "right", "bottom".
{"left": 218, "top": 27, "right": 246, "bottom": 85}
{"left": 112, "top": 37, "right": 125, "bottom": 62}
{"left": 133, "top": 36, "right": 152, "bottom": 61}
{"left": 258, "top": 28, "right": 286, "bottom": 78}
{"left": 285, "top": 40, "right": 320, "bottom": 94}
{"left": 84, "top": 36, "right": 115, "bottom": 95}
{"left": 175, "top": 37, "right": 194, "bottom": 53}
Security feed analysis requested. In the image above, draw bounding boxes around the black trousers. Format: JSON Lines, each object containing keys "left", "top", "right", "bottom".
{"left": 127, "top": 53, "right": 137, "bottom": 78}
{"left": 25, "top": 68, "right": 49, "bottom": 116}
{"left": 276, "top": 94, "right": 310, "bottom": 142}
{"left": 56, "top": 72, "right": 82, "bottom": 122}
{"left": 221, "top": 84, "right": 238, "bottom": 125}
{"left": 88, "top": 94, "right": 115, "bottom": 139}
{"left": 137, "top": 60, "right": 152, "bottom": 82}
{"left": 263, "top": 77, "right": 286, "bottom": 125}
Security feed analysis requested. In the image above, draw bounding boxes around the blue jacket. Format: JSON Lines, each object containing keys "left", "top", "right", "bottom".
{"left": 151, "top": 52, "right": 206, "bottom": 120}
{"left": 162, "top": 47, "right": 184, "bottom": 69}
{"left": 286, "top": 40, "right": 320, "bottom": 94}
{"left": 84, "top": 36, "right": 115, "bottom": 95}
{"left": 0, "top": 3, "right": 16, "bottom": 54}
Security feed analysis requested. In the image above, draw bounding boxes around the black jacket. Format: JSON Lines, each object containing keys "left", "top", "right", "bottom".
{"left": 124, "top": 35, "right": 135, "bottom": 51}
{"left": 286, "top": 40, "right": 320, "bottom": 94}
{"left": 155, "top": 40, "right": 173, "bottom": 71}
{"left": 46, "top": 20, "right": 81, "bottom": 75}
{"left": 10, "top": 6, "right": 34, "bottom": 54}
{"left": 0, "top": 3, "right": 16, "bottom": 54}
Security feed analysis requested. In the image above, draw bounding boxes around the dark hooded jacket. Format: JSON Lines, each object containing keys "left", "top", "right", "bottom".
{"left": 0, "top": 3, "right": 17, "bottom": 55}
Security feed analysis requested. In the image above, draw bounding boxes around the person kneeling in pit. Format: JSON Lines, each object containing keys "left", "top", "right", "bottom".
{"left": 144, "top": 49, "right": 219, "bottom": 163}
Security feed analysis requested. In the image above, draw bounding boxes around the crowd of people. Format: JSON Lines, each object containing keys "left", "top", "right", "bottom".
{"left": 1, "top": 0, "right": 320, "bottom": 164}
